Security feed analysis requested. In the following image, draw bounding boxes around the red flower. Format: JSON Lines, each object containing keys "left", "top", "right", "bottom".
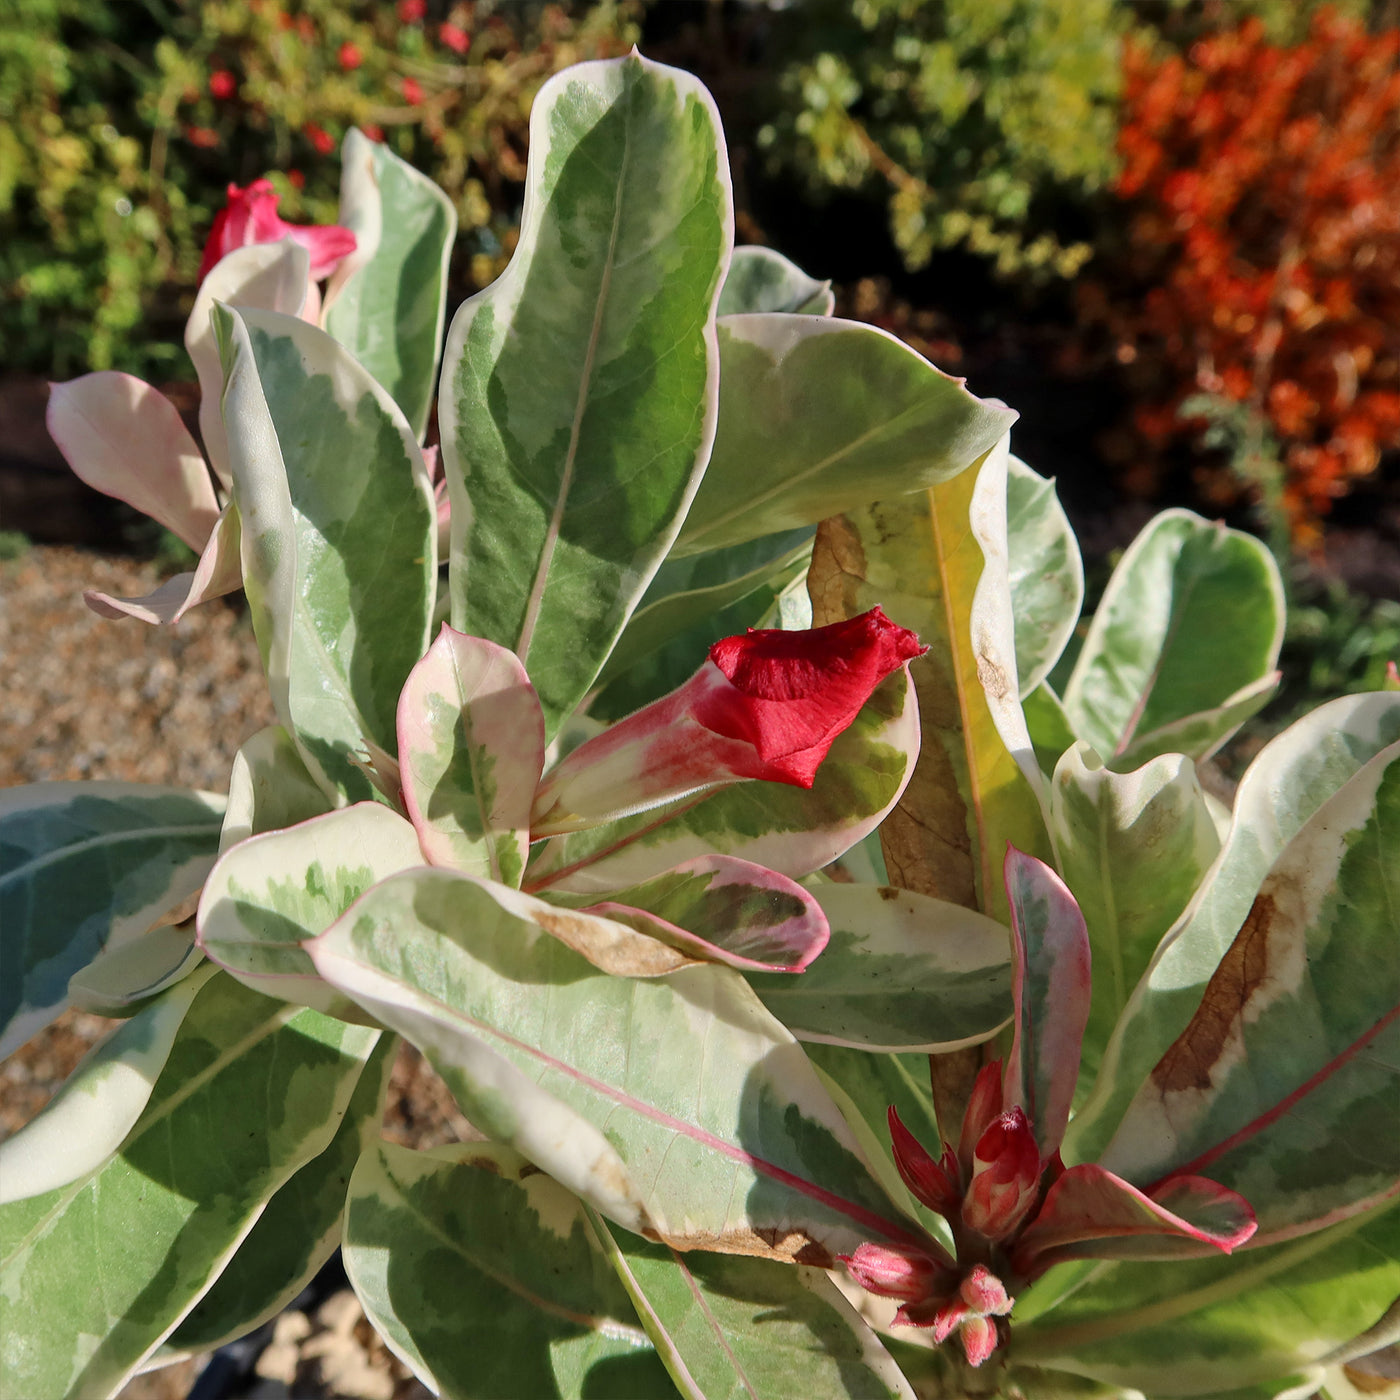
{"left": 185, "top": 126, "right": 220, "bottom": 150}
{"left": 530, "top": 607, "right": 925, "bottom": 837}
{"left": 209, "top": 70, "right": 236, "bottom": 101}
{"left": 397, "top": 0, "right": 426, "bottom": 21}
{"left": 198, "top": 178, "right": 357, "bottom": 282}
{"left": 338, "top": 41, "right": 363, "bottom": 71}
{"left": 439, "top": 21, "right": 471, "bottom": 54}
{"left": 402, "top": 76, "right": 424, "bottom": 106}
{"left": 304, "top": 122, "right": 334, "bottom": 156}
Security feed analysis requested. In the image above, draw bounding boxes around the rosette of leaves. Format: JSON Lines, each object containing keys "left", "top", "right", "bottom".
{"left": 4, "top": 51, "right": 1398, "bottom": 1400}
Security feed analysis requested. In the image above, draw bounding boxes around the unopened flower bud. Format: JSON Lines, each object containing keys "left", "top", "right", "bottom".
{"left": 962, "top": 1106, "right": 1042, "bottom": 1241}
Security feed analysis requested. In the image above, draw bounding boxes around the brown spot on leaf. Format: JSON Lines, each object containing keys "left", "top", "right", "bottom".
{"left": 655, "top": 1224, "right": 833, "bottom": 1265}
{"left": 808, "top": 517, "right": 870, "bottom": 626}
{"left": 878, "top": 885, "right": 900, "bottom": 902}
{"left": 533, "top": 907, "right": 698, "bottom": 977}
{"left": 1153, "top": 893, "right": 1276, "bottom": 1094}
{"left": 976, "top": 653, "right": 1010, "bottom": 702}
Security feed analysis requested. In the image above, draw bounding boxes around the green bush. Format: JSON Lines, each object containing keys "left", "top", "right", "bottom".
{"left": 755, "top": 0, "right": 1126, "bottom": 277}
{"left": 0, "top": 0, "right": 637, "bottom": 379}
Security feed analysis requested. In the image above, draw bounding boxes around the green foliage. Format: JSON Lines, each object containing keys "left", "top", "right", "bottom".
{"left": 756, "top": 0, "right": 1125, "bottom": 276}
{"left": 0, "top": 0, "right": 638, "bottom": 378}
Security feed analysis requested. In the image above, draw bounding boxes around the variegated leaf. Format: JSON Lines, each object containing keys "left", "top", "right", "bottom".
{"left": 398, "top": 627, "right": 544, "bottom": 887}
{"left": 324, "top": 129, "right": 457, "bottom": 439}
{"left": 0, "top": 973, "right": 378, "bottom": 1400}
{"left": 0, "top": 782, "right": 225, "bottom": 1058}
{"left": 808, "top": 437, "right": 1050, "bottom": 921}
{"left": 746, "top": 883, "right": 1012, "bottom": 1051}
{"left": 344, "top": 1141, "right": 673, "bottom": 1399}
{"left": 1097, "top": 741, "right": 1400, "bottom": 1241}
{"left": 214, "top": 304, "right": 436, "bottom": 804}
{"left": 1006, "top": 454, "right": 1083, "bottom": 697}
{"left": 590, "top": 1209, "right": 918, "bottom": 1400}
{"left": 440, "top": 54, "right": 731, "bottom": 737}
{"left": 309, "top": 867, "right": 926, "bottom": 1262}
{"left": 1067, "top": 692, "right": 1400, "bottom": 1164}
{"left": 159, "top": 1033, "right": 396, "bottom": 1357}
{"left": 547, "top": 854, "right": 830, "bottom": 973}
{"left": 673, "top": 316, "right": 1017, "bottom": 557}
{"left": 1062, "top": 510, "right": 1284, "bottom": 768}
{"left": 1050, "top": 743, "right": 1221, "bottom": 1078}
{"left": 197, "top": 803, "right": 424, "bottom": 1015}
{"left": 0, "top": 967, "right": 214, "bottom": 1204}
{"left": 1005, "top": 846, "right": 1091, "bottom": 1160}
{"left": 187, "top": 239, "right": 311, "bottom": 486}
{"left": 716, "top": 244, "right": 834, "bottom": 316}
{"left": 220, "top": 724, "right": 333, "bottom": 855}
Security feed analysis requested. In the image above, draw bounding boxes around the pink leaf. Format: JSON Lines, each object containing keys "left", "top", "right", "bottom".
{"left": 1011, "top": 1162, "right": 1257, "bottom": 1277}
{"left": 1003, "top": 845, "right": 1091, "bottom": 1159}
{"left": 84, "top": 504, "right": 241, "bottom": 626}
{"left": 47, "top": 374, "right": 219, "bottom": 550}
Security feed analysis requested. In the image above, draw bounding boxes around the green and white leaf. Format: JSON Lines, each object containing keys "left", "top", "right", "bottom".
{"left": 67, "top": 921, "right": 204, "bottom": 1017}
{"left": 1098, "top": 741, "right": 1400, "bottom": 1239}
{"left": 589, "top": 529, "right": 813, "bottom": 720}
{"left": 1015, "top": 1197, "right": 1400, "bottom": 1398}
{"left": 215, "top": 304, "right": 436, "bottom": 804}
{"left": 197, "top": 802, "right": 424, "bottom": 1016}
{"left": 591, "top": 1210, "right": 917, "bottom": 1400}
{"left": 673, "top": 316, "right": 1018, "bottom": 556}
{"left": 525, "top": 671, "right": 919, "bottom": 895}
{"left": 747, "top": 883, "right": 1012, "bottom": 1051}
{"left": 0, "top": 782, "right": 225, "bottom": 1059}
{"left": 440, "top": 53, "right": 732, "bottom": 736}
{"left": 1050, "top": 743, "right": 1221, "bottom": 1077}
{"left": 398, "top": 628, "right": 544, "bottom": 887}
{"left": 1025, "top": 682, "right": 1080, "bottom": 776}
{"left": 344, "top": 1140, "right": 673, "bottom": 1399}
{"left": 309, "top": 867, "right": 922, "bottom": 1261}
{"left": 1067, "top": 691, "right": 1400, "bottom": 1164}
{"left": 0, "top": 966, "right": 214, "bottom": 1205}
{"left": 324, "top": 129, "right": 457, "bottom": 440}
{"left": 1062, "top": 510, "right": 1284, "bottom": 768}
{"left": 220, "top": 724, "right": 332, "bottom": 855}
{"left": 1006, "top": 454, "right": 1083, "bottom": 697}
{"left": 0, "top": 973, "right": 378, "bottom": 1400}
{"left": 159, "top": 1032, "right": 395, "bottom": 1358}
{"left": 186, "top": 239, "right": 310, "bottom": 487}
{"left": 716, "top": 244, "right": 834, "bottom": 316}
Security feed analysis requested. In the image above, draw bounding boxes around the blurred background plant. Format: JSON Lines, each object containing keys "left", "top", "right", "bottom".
{"left": 0, "top": 0, "right": 639, "bottom": 380}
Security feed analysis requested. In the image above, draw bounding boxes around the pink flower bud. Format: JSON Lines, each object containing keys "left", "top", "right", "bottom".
{"left": 962, "top": 1107, "right": 1042, "bottom": 1242}
{"left": 209, "top": 70, "right": 236, "bottom": 101}
{"left": 958, "top": 1264, "right": 1013, "bottom": 1317}
{"left": 959, "top": 1315, "right": 999, "bottom": 1368}
{"left": 439, "top": 21, "right": 471, "bottom": 54}
{"left": 840, "top": 1243, "right": 952, "bottom": 1303}
{"left": 197, "top": 179, "right": 357, "bottom": 282}
{"left": 888, "top": 1106, "right": 961, "bottom": 1217}
{"left": 956, "top": 1058, "right": 1005, "bottom": 1177}
{"left": 530, "top": 608, "right": 924, "bottom": 836}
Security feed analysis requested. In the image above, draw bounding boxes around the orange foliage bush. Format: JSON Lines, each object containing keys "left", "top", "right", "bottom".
{"left": 1098, "top": 9, "right": 1400, "bottom": 545}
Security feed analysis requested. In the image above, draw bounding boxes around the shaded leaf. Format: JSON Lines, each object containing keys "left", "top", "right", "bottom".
{"left": 0, "top": 782, "right": 224, "bottom": 1058}
{"left": 1062, "top": 510, "right": 1284, "bottom": 768}
{"left": 717, "top": 245, "right": 834, "bottom": 316}
{"left": 343, "top": 1140, "right": 672, "bottom": 1399}
{"left": 674, "top": 316, "right": 1018, "bottom": 557}
{"left": 747, "top": 883, "right": 1012, "bottom": 1051}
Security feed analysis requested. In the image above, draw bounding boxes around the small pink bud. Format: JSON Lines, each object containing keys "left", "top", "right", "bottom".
{"left": 888, "top": 1107, "right": 961, "bottom": 1217}
{"left": 959, "top": 1264, "right": 1013, "bottom": 1316}
{"left": 439, "top": 20, "right": 471, "bottom": 53}
{"left": 957, "top": 1059, "right": 1005, "bottom": 1176}
{"left": 960, "top": 1315, "right": 999, "bottom": 1368}
{"left": 840, "top": 1243, "right": 951, "bottom": 1303}
{"left": 962, "top": 1107, "right": 1042, "bottom": 1241}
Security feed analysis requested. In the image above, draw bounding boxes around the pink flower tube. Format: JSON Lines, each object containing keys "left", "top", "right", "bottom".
{"left": 198, "top": 178, "right": 357, "bottom": 282}
{"left": 530, "top": 607, "right": 925, "bottom": 837}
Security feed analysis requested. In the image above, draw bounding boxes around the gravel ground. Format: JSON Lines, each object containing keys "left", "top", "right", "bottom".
{"left": 1, "top": 546, "right": 465, "bottom": 1398}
